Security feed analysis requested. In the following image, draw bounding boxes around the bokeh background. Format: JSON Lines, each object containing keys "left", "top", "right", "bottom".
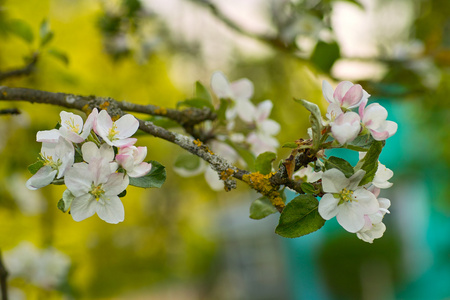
{"left": 0, "top": 0, "right": 449, "bottom": 299}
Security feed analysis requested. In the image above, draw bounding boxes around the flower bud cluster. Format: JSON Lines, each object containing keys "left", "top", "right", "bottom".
{"left": 26, "top": 109, "right": 152, "bottom": 224}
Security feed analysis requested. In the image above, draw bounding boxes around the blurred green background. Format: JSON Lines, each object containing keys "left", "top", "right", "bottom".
{"left": 0, "top": 0, "right": 449, "bottom": 299}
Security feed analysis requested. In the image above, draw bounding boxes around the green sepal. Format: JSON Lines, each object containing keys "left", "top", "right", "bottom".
{"left": 129, "top": 160, "right": 166, "bottom": 188}
{"left": 118, "top": 189, "right": 127, "bottom": 198}
{"left": 294, "top": 99, "right": 323, "bottom": 150}
{"left": 325, "top": 156, "right": 354, "bottom": 178}
{"left": 28, "top": 161, "right": 44, "bottom": 175}
{"left": 359, "top": 141, "right": 383, "bottom": 186}
{"left": 275, "top": 194, "right": 325, "bottom": 238}
{"left": 249, "top": 196, "right": 278, "bottom": 220}
{"left": 255, "top": 152, "right": 276, "bottom": 175}
{"left": 58, "top": 189, "right": 75, "bottom": 213}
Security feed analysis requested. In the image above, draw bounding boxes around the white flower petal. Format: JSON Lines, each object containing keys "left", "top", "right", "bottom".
{"left": 352, "top": 188, "right": 379, "bottom": 215}
{"left": 347, "top": 169, "right": 366, "bottom": 190}
{"left": 230, "top": 78, "right": 254, "bottom": 100}
{"left": 81, "top": 142, "right": 100, "bottom": 163}
{"left": 318, "top": 194, "right": 340, "bottom": 220}
{"left": 260, "top": 119, "right": 281, "bottom": 135}
{"left": 60, "top": 111, "right": 83, "bottom": 134}
{"left": 94, "top": 110, "right": 113, "bottom": 137}
{"left": 322, "top": 169, "right": 349, "bottom": 193}
{"left": 236, "top": 99, "right": 256, "bottom": 123}
{"left": 36, "top": 129, "right": 60, "bottom": 143}
{"left": 128, "top": 162, "right": 152, "bottom": 177}
{"left": 255, "top": 100, "right": 273, "bottom": 123}
{"left": 115, "top": 114, "right": 139, "bottom": 139}
{"left": 70, "top": 193, "right": 97, "bottom": 222}
{"left": 211, "top": 71, "right": 232, "bottom": 98}
{"left": 64, "top": 163, "right": 92, "bottom": 196}
{"left": 81, "top": 108, "right": 98, "bottom": 139}
{"left": 103, "top": 173, "right": 129, "bottom": 196}
{"left": 322, "top": 80, "right": 335, "bottom": 104}
{"left": 26, "top": 166, "right": 57, "bottom": 190}
{"left": 336, "top": 202, "right": 365, "bottom": 233}
{"left": 96, "top": 196, "right": 125, "bottom": 224}
{"left": 204, "top": 166, "right": 224, "bottom": 191}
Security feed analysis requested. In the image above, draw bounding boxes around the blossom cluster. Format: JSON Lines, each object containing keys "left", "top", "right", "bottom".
{"left": 293, "top": 80, "right": 397, "bottom": 243}
{"left": 26, "top": 109, "right": 152, "bottom": 224}
{"left": 174, "top": 71, "right": 281, "bottom": 191}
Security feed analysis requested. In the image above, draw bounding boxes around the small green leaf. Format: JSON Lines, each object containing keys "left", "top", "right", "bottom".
{"left": 282, "top": 142, "right": 298, "bottom": 148}
{"left": 255, "top": 152, "right": 276, "bottom": 175}
{"left": 177, "top": 98, "right": 214, "bottom": 110}
{"left": 195, "top": 81, "right": 212, "bottom": 102}
{"left": 28, "top": 161, "right": 44, "bottom": 175}
{"left": 146, "top": 116, "right": 179, "bottom": 129}
{"left": 58, "top": 189, "right": 75, "bottom": 213}
{"left": 359, "top": 141, "right": 383, "bottom": 186}
{"left": 310, "top": 41, "right": 340, "bottom": 73}
{"left": 129, "top": 160, "right": 166, "bottom": 188}
{"left": 294, "top": 99, "right": 323, "bottom": 150}
{"left": 216, "top": 99, "right": 228, "bottom": 121}
{"left": 275, "top": 194, "right": 325, "bottom": 238}
{"left": 47, "top": 48, "right": 69, "bottom": 65}
{"left": 118, "top": 189, "right": 127, "bottom": 198}
{"left": 39, "top": 19, "right": 54, "bottom": 47}
{"left": 249, "top": 196, "right": 278, "bottom": 220}
{"left": 346, "top": 134, "right": 375, "bottom": 151}
{"left": 7, "top": 19, "right": 34, "bottom": 44}
{"left": 325, "top": 156, "right": 354, "bottom": 178}
{"left": 301, "top": 182, "right": 316, "bottom": 194}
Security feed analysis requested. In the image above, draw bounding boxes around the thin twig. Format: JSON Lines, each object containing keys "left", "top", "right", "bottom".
{"left": 0, "top": 53, "right": 38, "bottom": 82}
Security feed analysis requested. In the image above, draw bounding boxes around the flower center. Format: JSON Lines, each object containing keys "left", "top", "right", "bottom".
{"left": 107, "top": 123, "right": 119, "bottom": 141}
{"left": 65, "top": 117, "right": 81, "bottom": 133}
{"left": 90, "top": 184, "right": 105, "bottom": 200}
{"left": 40, "top": 153, "right": 62, "bottom": 170}
{"left": 338, "top": 188, "right": 354, "bottom": 205}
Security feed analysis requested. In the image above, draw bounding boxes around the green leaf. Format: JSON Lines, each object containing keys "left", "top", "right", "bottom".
{"left": 310, "top": 41, "right": 340, "bottom": 73}
{"left": 195, "top": 81, "right": 212, "bottom": 102}
{"left": 39, "top": 19, "right": 54, "bottom": 47}
{"left": 174, "top": 153, "right": 202, "bottom": 171}
{"left": 282, "top": 142, "right": 298, "bottom": 148}
{"left": 301, "top": 182, "right": 316, "bottom": 194}
{"left": 7, "top": 19, "right": 34, "bottom": 44}
{"left": 346, "top": 134, "right": 375, "bottom": 151}
{"left": 129, "top": 160, "right": 166, "bottom": 188}
{"left": 118, "top": 189, "right": 127, "bottom": 198}
{"left": 28, "top": 161, "right": 44, "bottom": 175}
{"left": 294, "top": 99, "right": 323, "bottom": 150}
{"left": 255, "top": 152, "right": 276, "bottom": 175}
{"left": 58, "top": 189, "right": 75, "bottom": 213}
{"left": 216, "top": 99, "right": 228, "bottom": 121}
{"left": 325, "top": 156, "right": 354, "bottom": 178}
{"left": 47, "top": 48, "right": 69, "bottom": 65}
{"left": 249, "top": 196, "right": 278, "bottom": 220}
{"left": 275, "top": 194, "right": 325, "bottom": 238}
{"left": 177, "top": 98, "right": 214, "bottom": 110}
{"left": 359, "top": 141, "right": 383, "bottom": 186}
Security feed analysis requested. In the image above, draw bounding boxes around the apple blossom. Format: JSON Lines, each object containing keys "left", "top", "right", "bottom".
{"left": 116, "top": 145, "right": 152, "bottom": 177}
{"left": 330, "top": 111, "right": 361, "bottom": 145}
{"left": 294, "top": 164, "right": 323, "bottom": 183}
{"left": 26, "top": 137, "right": 74, "bottom": 190}
{"left": 94, "top": 109, "right": 139, "bottom": 147}
{"left": 359, "top": 100, "right": 398, "bottom": 141}
{"left": 359, "top": 152, "right": 394, "bottom": 189}
{"left": 322, "top": 80, "right": 369, "bottom": 109}
{"left": 81, "top": 141, "right": 118, "bottom": 173}
{"left": 36, "top": 109, "right": 97, "bottom": 143}
{"left": 64, "top": 158, "right": 129, "bottom": 224}
{"left": 211, "top": 71, "right": 256, "bottom": 123}
{"left": 318, "top": 169, "right": 379, "bottom": 233}
{"left": 356, "top": 187, "right": 391, "bottom": 243}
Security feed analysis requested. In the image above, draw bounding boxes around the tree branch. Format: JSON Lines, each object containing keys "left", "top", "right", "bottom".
{"left": 0, "top": 85, "right": 310, "bottom": 206}
{"left": 0, "top": 53, "right": 38, "bottom": 82}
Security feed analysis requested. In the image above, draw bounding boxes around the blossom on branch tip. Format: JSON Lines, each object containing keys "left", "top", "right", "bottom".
{"left": 26, "top": 137, "right": 74, "bottom": 190}
{"left": 359, "top": 101, "right": 398, "bottom": 141}
{"left": 116, "top": 146, "right": 152, "bottom": 177}
{"left": 37, "top": 109, "right": 97, "bottom": 144}
{"left": 94, "top": 110, "right": 139, "bottom": 147}
{"left": 210, "top": 71, "right": 256, "bottom": 123}
{"left": 359, "top": 152, "right": 394, "bottom": 189}
{"left": 64, "top": 158, "right": 128, "bottom": 224}
{"left": 322, "top": 80, "right": 369, "bottom": 109}
{"left": 81, "top": 141, "right": 118, "bottom": 173}
{"left": 330, "top": 111, "right": 361, "bottom": 145}
{"left": 318, "top": 169, "right": 379, "bottom": 233}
